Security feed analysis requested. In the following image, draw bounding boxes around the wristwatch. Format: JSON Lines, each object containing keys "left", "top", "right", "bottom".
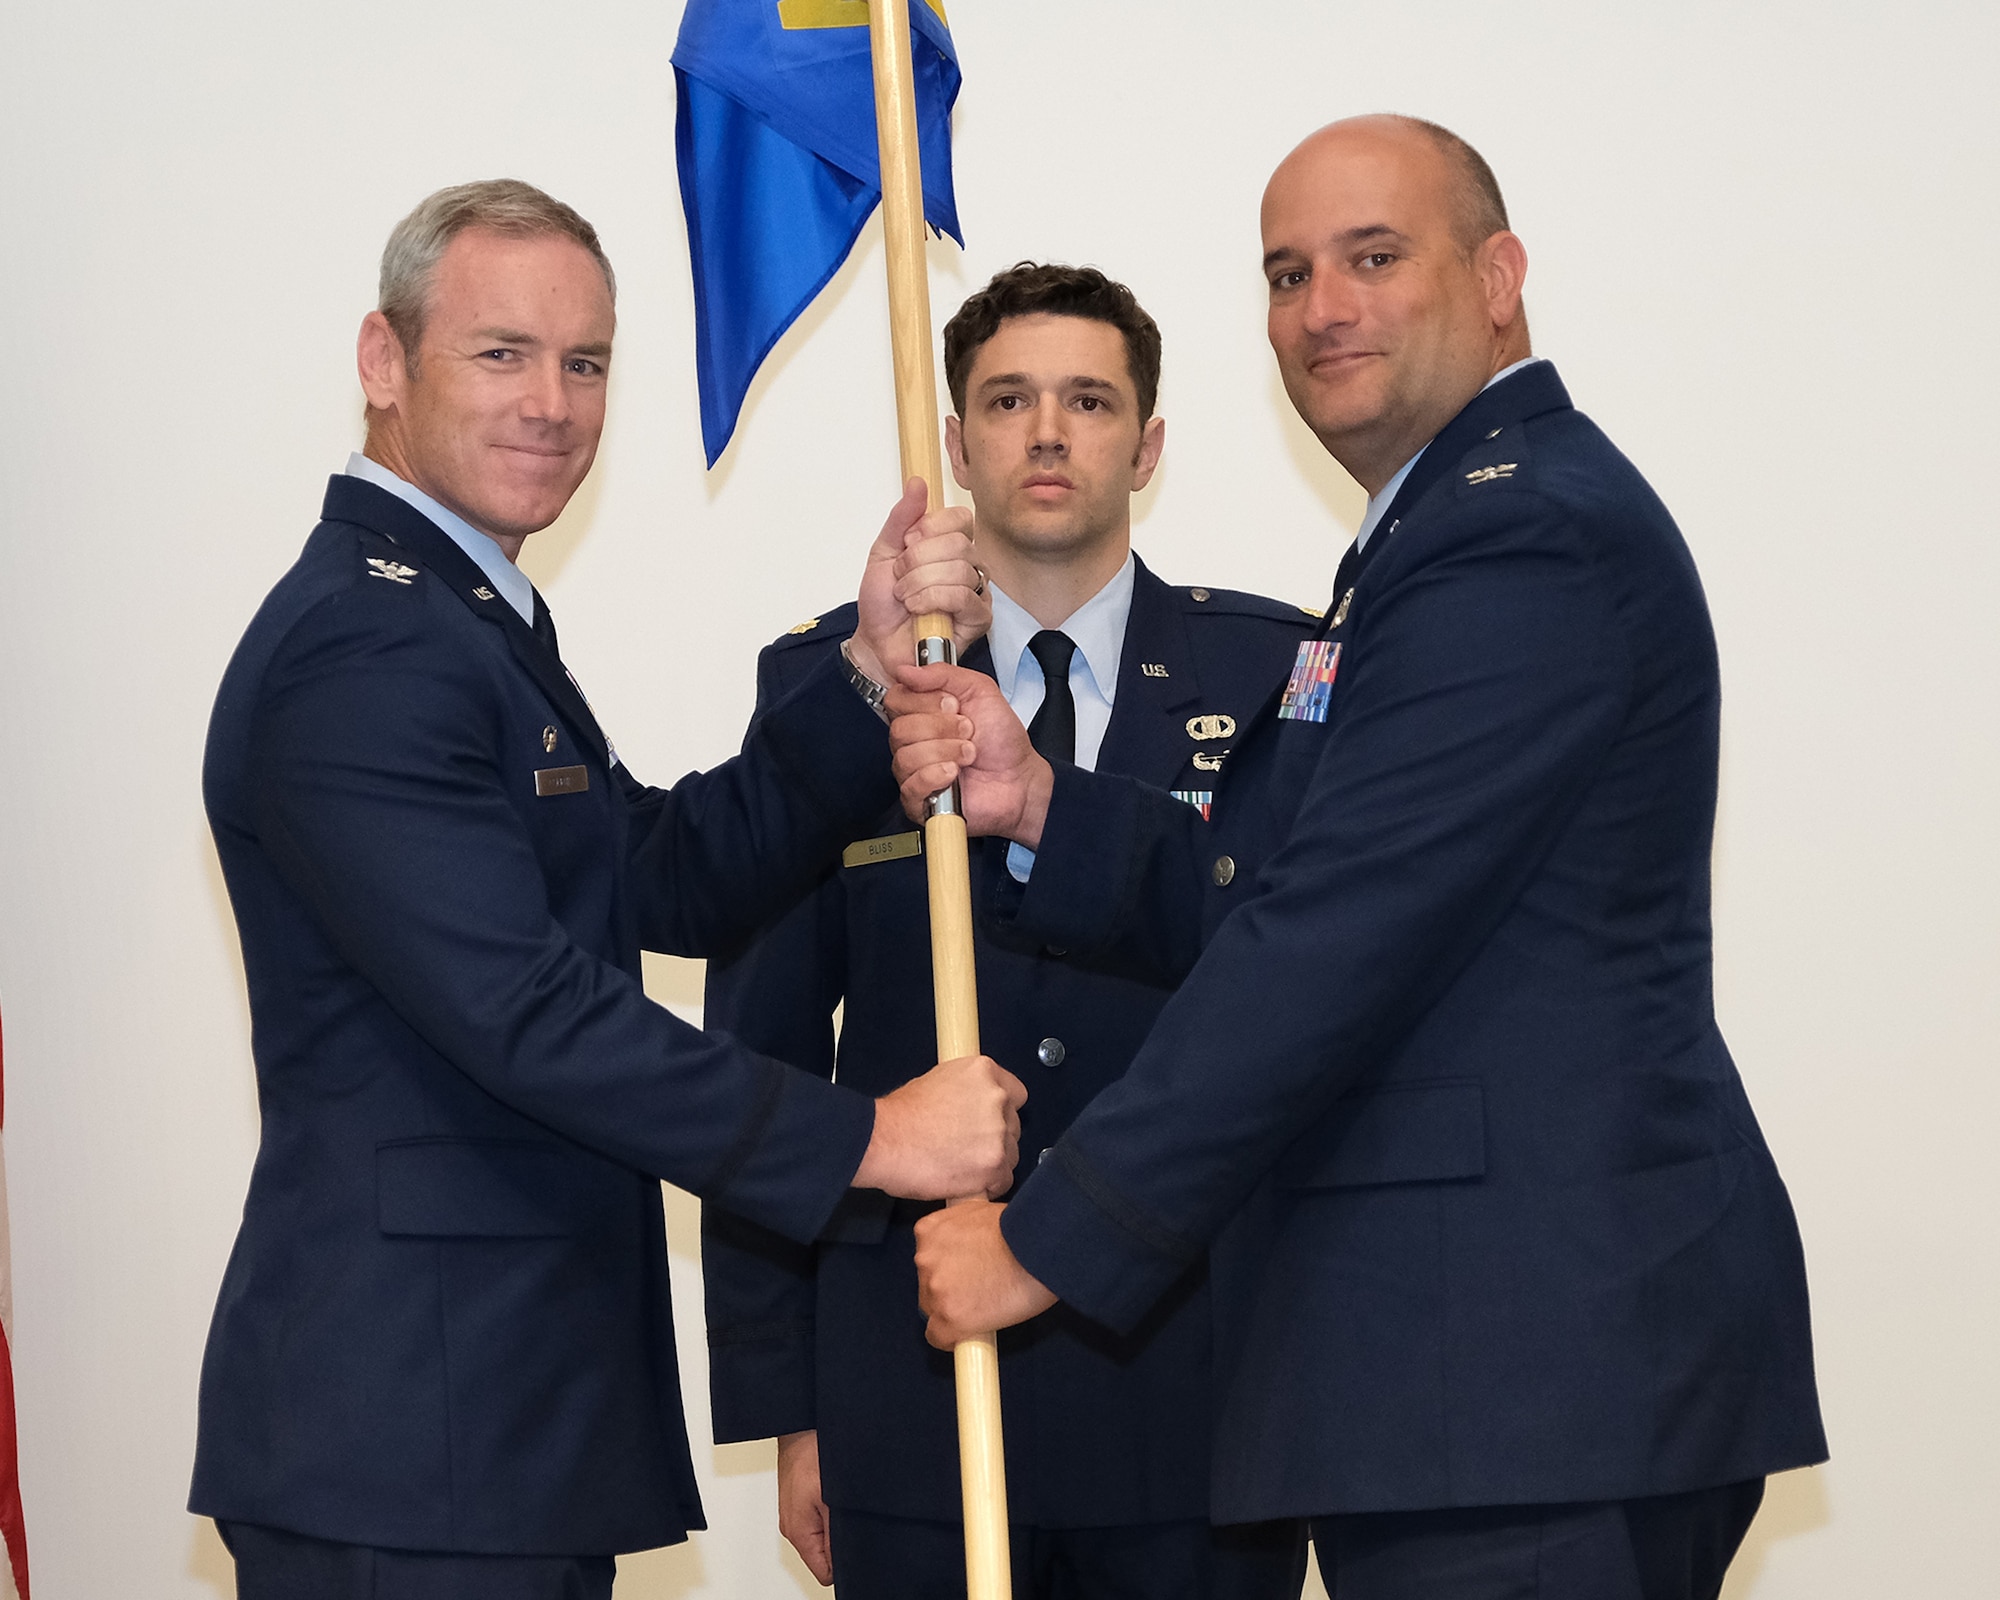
{"left": 840, "top": 637, "right": 891, "bottom": 721}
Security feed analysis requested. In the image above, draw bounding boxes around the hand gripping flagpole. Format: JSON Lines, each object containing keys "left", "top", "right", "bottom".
{"left": 867, "top": 4, "right": 1011, "bottom": 1597}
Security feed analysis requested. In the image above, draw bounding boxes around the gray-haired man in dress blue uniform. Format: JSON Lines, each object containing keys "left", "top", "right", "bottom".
{"left": 703, "top": 264, "right": 1314, "bottom": 1598}
{"left": 898, "top": 119, "right": 1827, "bottom": 1600}
{"left": 189, "top": 178, "right": 1025, "bottom": 1600}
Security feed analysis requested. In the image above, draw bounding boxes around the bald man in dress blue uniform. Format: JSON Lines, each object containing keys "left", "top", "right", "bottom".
{"left": 190, "top": 179, "right": 1023, "bottom": 1600}
{"left": 897, "top": 120, "right": 1826, "bottom": 1600}
{"left": 702, "top": 265, "right": 1313, "bottom": 1598}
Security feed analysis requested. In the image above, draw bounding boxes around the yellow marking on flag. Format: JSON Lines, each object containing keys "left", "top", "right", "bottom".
{"left": 778, "top": 0, "right": 948, "bottom": 32}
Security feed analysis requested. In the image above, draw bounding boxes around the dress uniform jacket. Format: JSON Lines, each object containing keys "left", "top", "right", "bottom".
{"left": 993, "top": 364, "right": 1828, "bottom": 1523}
{"left": 701, "top": 558, "right": 1314, "bottom": 1527}
{"left": 190, "top": 476, "right": 893, "bottom": 1556}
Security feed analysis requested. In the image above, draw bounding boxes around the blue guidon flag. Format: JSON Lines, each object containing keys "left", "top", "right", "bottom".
{"left": 673, "top": 0, "right": 964, "bottom": 466}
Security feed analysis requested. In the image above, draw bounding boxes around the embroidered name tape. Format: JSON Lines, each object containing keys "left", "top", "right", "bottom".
{"left": 1278, "top": 639, "right": 1342, "bottom": 723}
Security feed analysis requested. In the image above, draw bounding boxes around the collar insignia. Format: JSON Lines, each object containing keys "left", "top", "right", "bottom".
{"left": 366, "top": 558, "right": 418, "bottom": 585}
{"left": 1141, "top": 662, "right": 1170, "bottom": 678}
{"left": 472, "top": 585, "right": 496, "bottom": 601}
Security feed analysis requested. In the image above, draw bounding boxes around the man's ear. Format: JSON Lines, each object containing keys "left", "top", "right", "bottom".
{"left": 944, "top": 413, "right": 973, "bottom": 492}
{"left": 1479, "top": 231, "right": 1529, "bottom": 334}
{"left": 1130, "top": 415, "right": 1166, "bottom": 493}
{"left": 357, "top": 310, "right": 410, "bottom": 414}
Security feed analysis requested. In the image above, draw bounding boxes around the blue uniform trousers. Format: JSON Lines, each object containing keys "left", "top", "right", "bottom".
{"left": 827, "top": 1508, "right": 1308, "bottom": 1600}
{"left": 1308, "top": 1478, "right": 1764, "bottom": 1600}
{"left": 218, "top": 1520, "right": 615, "bottom": 1600}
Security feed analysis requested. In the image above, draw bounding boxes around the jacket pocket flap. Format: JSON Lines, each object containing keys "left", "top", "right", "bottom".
{"left": 377, "top": 1137, "right": 580, "bottom": 1238}
{"left": 1277, "top": 1080, "right": 1486, "bottom": 1190}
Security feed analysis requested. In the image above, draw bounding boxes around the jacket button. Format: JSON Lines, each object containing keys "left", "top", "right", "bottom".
{"left": 1045, "top": 945, "right": 1068, "bottom": 959}
{"left": 1037, "top": 1037, "right": 1066, "bottom": 1068}
{"left": 1190, "top": 587, "right": 1211, "bottom": 602}
{"left": 1212, "top": 855, "right": 1236, "bottom": 887}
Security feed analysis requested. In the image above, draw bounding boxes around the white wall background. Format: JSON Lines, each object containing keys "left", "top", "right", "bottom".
{"left": 2, "top": 2, "right": 1995, "bottom": 1595}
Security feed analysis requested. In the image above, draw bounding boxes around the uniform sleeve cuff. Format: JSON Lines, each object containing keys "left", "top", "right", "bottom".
{"left": 1001, "top": 1140, "right": 1201, "bottom": 1336}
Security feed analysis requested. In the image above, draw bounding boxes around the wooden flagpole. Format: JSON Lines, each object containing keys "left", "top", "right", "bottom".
{"left": 866, "top": 4, "right": 1012, "bottom": 1597}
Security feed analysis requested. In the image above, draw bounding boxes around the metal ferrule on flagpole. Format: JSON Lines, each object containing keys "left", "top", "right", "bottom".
{"left": 867, "top": 4, "right": 1012, "bottom": 1598}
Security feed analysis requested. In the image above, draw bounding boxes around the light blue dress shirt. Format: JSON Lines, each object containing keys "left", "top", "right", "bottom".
{"left": 344, "top": 452, "right": 537, "bottom": 626}
{"left": 989, "top": 552, "right": 1137, "bottom": 881}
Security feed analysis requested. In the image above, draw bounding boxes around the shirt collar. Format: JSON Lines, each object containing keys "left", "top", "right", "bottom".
{"left": 344, "top": 452, "right": 537, "bottom": 625}
{"left": 1353, "top": 356, "right": 1547, "bottom": 550}
{"left": 986, "top": 551, "right": 1136, "bottom": 707}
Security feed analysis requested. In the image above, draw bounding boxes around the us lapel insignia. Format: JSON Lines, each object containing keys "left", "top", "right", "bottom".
{"left": 472, "top": 585, "right": 496, "bottom": 601}
{"left": 1329, "top": 588, "right": 1353, "bottom": 628}
{"left": 1187, "top": 713, "right": 1237, "bottom": 741}
{"left": 366, "top": 558, "right": 418, "bottom": 585}
{"left": 1464, "top": 463, "right": 1518, "bottom": 485}
{"left": 1170, "top": 789, "right": 1214, "bottom": 820}
{"left": 1141, "top": 663, "right": 1169, "bottom": 678}
{"left": 1278, "top": 639, "right": 1342, "bottom": 723}
{"left": 1192, "top": 751, "right": 1226, "bottom": 773}
{"left": 542, "top": 726, "right": 559, "bottom": 753}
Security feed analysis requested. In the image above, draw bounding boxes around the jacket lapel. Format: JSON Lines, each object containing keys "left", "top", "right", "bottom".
{"left": 320, "top": 476, "right": 612, "bottom": 765}
{"left": 1357, "top": 361, "right": 1575, "bottom": 583}
{"left": 1097, "top": 557, "right": 1203, "bottom": 789}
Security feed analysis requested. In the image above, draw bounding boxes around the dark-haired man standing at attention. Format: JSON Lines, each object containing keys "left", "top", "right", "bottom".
{"left": 901, "top": 119, "right": 1828, "bottom": 1600}
{"left": 703, "top": 264, "right": 1313, "bottom": 1598}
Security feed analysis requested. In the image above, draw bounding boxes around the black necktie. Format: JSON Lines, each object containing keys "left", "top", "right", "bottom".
{"left": 1026, "top": 629, "right": 1078, "bottom": 765}
{"left": 531, "top": 590, "right": 561, "bottom": 659}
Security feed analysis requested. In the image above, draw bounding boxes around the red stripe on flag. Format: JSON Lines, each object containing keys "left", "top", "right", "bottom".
{"left": 0, "top": 1006, "right": 30, "bottom": 1598}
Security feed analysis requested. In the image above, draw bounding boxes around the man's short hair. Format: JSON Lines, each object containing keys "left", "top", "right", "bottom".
{"left": 1397, "top": 116, "right": 1510, "bottom": 255}
{"left": 378, "top": 179, "right": 616, "bottom": 361}
{"left": 943, "top": 263, "right": 1162, "bottom": 422}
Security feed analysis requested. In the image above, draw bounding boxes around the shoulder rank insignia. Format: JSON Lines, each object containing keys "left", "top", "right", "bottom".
{"left": 366, "top": 558, "right": 418, "bottom": 585}
{"left": 1187, "top": 713, "right": 1237, "bottom": 741}
{"left": 1464, "top": 463, "right": 1518, "bottom": 485}
{"left": 787, "top": 617, "right": 820, "bottom": 635}
{"left": 1329, "top": 588, "right": 1353, "bottom": 628}
{"left": 1299, "top": 604, "right": 1324, "bottom": 619}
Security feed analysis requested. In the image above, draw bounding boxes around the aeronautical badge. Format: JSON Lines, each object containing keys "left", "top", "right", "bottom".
{"left": 1186, "top": 714, "right": 1237, "bottom": 741}
{"left": 1278, "top": 639, "right": 1341, "bottom": 723}
{"left": 366, "top": 558, "right": 418, "bottom": 585}
{"left": 1170, "top": 789, "right": 1214, "bottom": 820}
